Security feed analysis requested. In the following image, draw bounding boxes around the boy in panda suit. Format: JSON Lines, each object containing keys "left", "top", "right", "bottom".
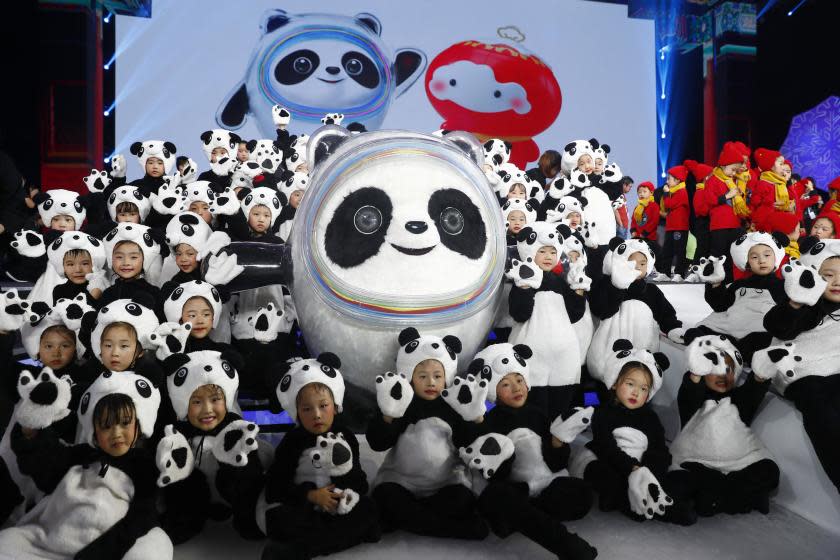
{"left": 367, "top": 328, "right": 489, "bottom": 540}
{"left": 668, "top": 335, "right": 779, "bottom": 515}
{"left": 156, "top": 350, "right": 263, "bottom": 543}
{"left": 261, "top": 353, "right": 380, "bottom": 559}
{"left": 0, "top": 369, "right": 173, "bottom": 559}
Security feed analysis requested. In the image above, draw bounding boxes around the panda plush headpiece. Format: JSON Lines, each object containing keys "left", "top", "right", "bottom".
{"left": 37, "top": 188, "right": 86, "bottom": 229}
{"left": 607, "top": 237, "right": 656, "bottom": 286}
{"left": 729, "top": 231, "right": 786, "bottom": 272}
{"left": 130, "top": 139, "right": 177, "bottom": 175}
{"left": 483, "top": 139, "right": 511, "bottom": 169}
{"left": 278, "top": 171, "right": 309, "bottom": 202}
{"left": 21, "top": 306, "right": 73, "bottom": 361}
{"left": 686, "top": 335, "right": 744, "bottom": 377}
{"left": 274, "top": 353, "right": 345, "bottom": 423}
{"left": 468, "top": 343, "right": 532, "bottom": 402}
{"left": 181, "top": 181, "right": 217, "bottom": 207}
{"left": 89, "top": 298, "right": 160, "bottom": 359}
{"left": 553, "top": 196, "right": 584, "bottom": 223}
{"left": 395, "top": 327, "right": 462, "bottom": 387}
{"left": 104, "top": 223, "right": 162, "bottom": 277}
{"left": 502, "top": 198, "right": 537, "bottom": 228}
{"left": 285, "top": 144, "right": 307, "bottom": 172}
{"left": 231, "top": 161, "right": 265, "bottom": 190}
{"left": 165, "top": 211, "right": 214, "bottom": 249}
{"left": 516, "top": 221, "right": 569, "bottom": 262}
{"left": 77, "top": 370, "right": 161, "bottom": 446}
{"left": 247, "top": 139, "right": 284, "bottom": 173}
{"left": 163, "top": 280, "right": 223, "bottom": 329}
{"left": 46, "top": 231, "right": 106, "bottom": 278}
{"left": 199, "top": 129, "right": 241, "bottom": 163}
{"left": 165, "top": 350, "right": 240, "bottom": 421}
{"left": 240, "top": 186, "right": 282, "bottom": 227}
{"left": 496, "top": 163, "right": 542, "bottom": 202}
{"left": 590, "top": 137, "right": 610, "bottom": 166}
{"left": 603, "top": 339, "right": 668, "bottom": 399}
{"left": 560, "top": 140, "right": 595, "bottom": 176}
{"left": 796, "top": 238, "right": 840, "bottom": 271}
{"left": 106, "top": 186, "right": 152, "bottom": 222}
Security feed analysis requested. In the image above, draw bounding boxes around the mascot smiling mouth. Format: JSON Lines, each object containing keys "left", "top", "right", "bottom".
{"left": 391, "top": 243, "right": 435, "bottom": 256}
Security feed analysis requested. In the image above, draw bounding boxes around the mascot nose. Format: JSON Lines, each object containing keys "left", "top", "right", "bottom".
{"left": 405, "top": 221, "right": 428, "bottom": 234}
{"left": 326, "top": 66, "right": 341, "bottom": 75}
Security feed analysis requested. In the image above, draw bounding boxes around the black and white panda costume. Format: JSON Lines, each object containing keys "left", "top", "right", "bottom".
{"left": 110, "top": 140, "right": 178, "bottom": 200}
{"left": 667, "top": 335, "right": 778, "bottom": 516}
{"left": 587, "top": 238, "right": 683, "bottom": 390}
{"left": 368, "top": 328, "right": 491, "bottom": 539}
{"left": 689, "top": 231, "right": 787, "bottom": 364}
{"left": 159, "top": 350, "right": 262, "bottom": 543}
{"left": 495, "top": 163, "right": 544, "bottom": 207}
{"left": 160, "top": 211, "right": 232, "bottom": 293}
{"left": 763, "top": 238, "right": 840, "bottom": 494}
{"left": 260, "top": 354, "right": 380, "bottom": 556}
{"left": 0, "top": 371, "right": 173, "bottom": 559}
{"left": 84, "top": 298, "right": 160, "bottom": 362}
{"left": 230, "top": 160, "right": 265, "bottom": 191}
{"left": 247, "top": 139, "right": 284, "bottom": 175}
{"left": 560, "top": 140, "right": 594, "bottom": 177}
{"left": 102, "top": 222, "right": 165, "bottom": 295}
{"left": 508, "top": 222, "right": 588, "bottom": 417}
{"left": 162, "top": 280, "right": 224, "bottom": 335}
{"left": 276, "top": 171, "right": 308, "bottom": 243}
{"left": 47, "top": 231, "right": 108, "bottom": 305}
{"left": 197, "top": 129, "right": 241, "bottom": 190}
{"left": 36, "top": 188, "right": 87, "bottom": 232}
{"left": 106, "top": 186, "right": 152, "bottom": 224}
{"left": 237, "top": 186, "right": 285, "bottom": 241}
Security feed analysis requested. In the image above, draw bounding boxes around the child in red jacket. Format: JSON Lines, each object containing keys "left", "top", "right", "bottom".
{"left": 685, "top": 160, "right": 714, "bottom": 269}
{"left": 656, "top": 166, "right": 690, "bottom": 281}
{"left": 631, "top": 181, "right": 660, "bottom": 243}
{"left": 750, "top": 148, "right": 795, "bottom": 230}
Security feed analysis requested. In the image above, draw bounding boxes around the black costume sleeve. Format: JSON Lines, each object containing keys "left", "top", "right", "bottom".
{"left": 365, "top": 413, "right": 407, "bottom": 452}
{"left": 730, "top": 374, "right": 771, "bottom": 426}
{"left": 588, "top": 276, "right": 623, "bottom": 319}
{"left": 508, "top": 284, "right": 536, "bottom": 322}
{"left": 763, "top": 301, "right": 824, "bottom": 340}
{"left": 676, "top": 372, "right": 707, "bottom": 427}
{"left": 10, "top": 424, "right": 89, "bottom": 494}
{"left": 562, "top": 283, "right": 587, "bottom": 323}
{"left": 264, "top": 428, "right": 317, "bottom": 505}
{"left": 641, "top": 283, "right": 682, "bottom": 333}
{"left": 640, "top": 411, "right": 671, "bottom": 475}
{"left": 704, "top": 282, "right": 736, "bottom": 312}
{"left": 588, "top": 409, "right": 640, "bottom": 476}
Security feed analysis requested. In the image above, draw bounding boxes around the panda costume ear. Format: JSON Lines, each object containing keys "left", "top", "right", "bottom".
{"left": 512, "top": 344, "right": 533, "bottom": 360}
{"left": 555, "top": 223, "right": 572, "bottom": 241}
{"left": 799, "top": 235, "right": 819, "bottom": 255}
{"left": 398, "top": 327, "right": 421, "bottom": 347}
{"left": 354, "top": 12, "right": 382, "bottom": 35}
{"left": 163, "top": 353, "right": 191, "bottom": 376}
{"left": 163, "top": 141, "right": 177, "bottom": 156}
{"left": 771, "top": 231, "right": 790, "bottom": 249}
{"left": 612, "top": 339, "right": 634, "bottom": 352}
{"left": 308, "top": 125, "right": 352, "bottom": 170}
{"left": 589, "top": 138, "right": 600, "bottom": 150}
{"left": 653, "top": 352, "right": 670, "bottom": 373}
{"left": 467, "top": 358, "right": 484, "bottom": 375}
{"left": 246, "top": 139, "right": 258, "bottom": 153}
{"left": 608, "top": 236, "right": 625, "bottom": 251}
{"left": 602, "top": 144, "right": 611, "bottom": 155}
{"left": 442, "top": 335, "right": 462, "bottom": 354}
{"left": 236, "top": 187, "right": 252, "bottom": 201}
{"left": 443, "top": 131, "right": 484, "bottom": 168}
{"left": 32, "top": 192, "right": 48, "bottom": 205}
{"left": 317, "top": 352, "right": 342, "bottom": 370}
{"left": 129, "top": 142, "right": 143, "bottom": 156}
{"left": 516, "top": 226, "right": 534, "bottom": 243}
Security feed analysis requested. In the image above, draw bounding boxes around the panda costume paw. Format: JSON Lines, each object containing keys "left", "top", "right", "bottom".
{"left": 204, "top": 252, "right": 244, "bottom": 286}
{"left": 150, "top": 183, "right": 185, "bottom": 216}
{"left": 15, "top": 368, "right": 72, "bottom": 430}
{"left": 612, "top": 427, "right": 649, "bottom": 461}
{"left": 156, "top": 424, "right": 194, "bottom": 487}
{"left": 272, "top": 105, "right": 291, "bottom": 128}
{"left": 752, "top": 343, "right": 802, "bottom": 383}
{"left": 550, "top": 406, "right": 594, "bottom": 444}
{"left": 82, "top": 169, "right": 111, "bottom": 193}
{"left": 53, "top": 294, "right": 94, "bottom": 331}
{"left": 85, "top": 269, "right": 111, "bottom": 293}
{"left": 209, "top": 187, "right": 240, "bottom": 216}
{"left": 213, "top": 420, "right": 259, "bottom": 466}
{"left": 548, "top": 176, "right": 574, "bottom": 200}
{"left": 10, "top": 230, "right": 46, "bottom": 258}
{"left": 544, "top": 208, "right": 564, "bottom": 224}
{"left": 163, "top": 171, "right": 182, "bottom": 190}
{"left": 374, "top": 372, "right": 413, "bottom": 419}
{"left": 109, "top": 154, "right": 127, "bottom": 178}
{"left": 321, "top": 113, "right": 345, "bottom": 126}
{"left": 441, "top": 375, "right": 488, "bottom": 422}
{"left": 782, "top": 260, "right": 827, "bottom": 306}
{"left": 0, "top": 289, "right": 31, "bottom": 331}
{"left": 566, "top": 260, "right": 592, "bottom": 292}
{"left": 210, "top": 155, "right": 236, "bottom": 176}
{"left": 459, "top": 433, "right": 515, "bottom": 479}
{"left": 149, "top": 322, "right": 193, "bottom": 360}
{"left": 612, "top": 195, "right": 627, "bottom": 210}
{"left": 666, "top": 327, "right": 687, "bottom": 345}
{"left": 179, "top": 157, "right": 198, "bottom": 184}
{"left": 505, "top": 258, "right": 543, "bottom": 289}
{"left": 581, "top": 221, "right": 601, "bottom": 249}
{"left": 690, "top": 256, "right": 726, "bottom": 284}
{"left": 197, "top": 231, "right": 232, "bottom": 261}
{"left": 310, "top": 432, "right": 353, "bottom": 477}
{"left": 611, "top": 257, "right": 642, "bottom": 290}
{"left": 250, "top": 303, "right": 285, "bottom": 343}
{"left": 335, "top": 488, "right": 360, "bottom": 515}
{"left": 628, "top": 466, "right": 672, "bottom": 519}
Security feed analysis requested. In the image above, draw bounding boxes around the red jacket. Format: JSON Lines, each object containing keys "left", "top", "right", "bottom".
{"left": 663, "top": 187, "right": 689, "bottom": 231}
{"left": 703, "top": 173, "right": 743, "bottom": 230}
{"left": 791, "top": 181, "right": 822, "bottom": 222}
{"left": 693, "top": 184, "right": 710, "bottom": 218}
{"left": 631, "top": 201, "right": 660, "bottom": 241}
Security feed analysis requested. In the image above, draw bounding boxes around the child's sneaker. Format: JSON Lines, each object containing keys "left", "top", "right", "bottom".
{"left": 670, "top": 274, "right": 684, "bottom": 283}
{"left": 647, "top": 271, "right": 669, "bottom": 282}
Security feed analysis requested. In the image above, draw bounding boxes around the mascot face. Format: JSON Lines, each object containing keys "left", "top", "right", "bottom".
{"left": 289, "top": 128, "right": 506, "bottom": 389}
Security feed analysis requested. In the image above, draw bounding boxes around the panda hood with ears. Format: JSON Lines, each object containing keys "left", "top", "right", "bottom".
{"left": 729, "top": 231, "right": 787, "bottom": 272}
{"left": 77, "top": 370, "right": 161, "bottom": 446}
{"left": 603, "top": 339, "right": 669, "bottom": 399}
{"left": 107, "top": 186, "right": 152, "bottom": 222}
{"left": 163, "top": 280, "right": 223, "bottom": 328}
{"left": 199, "top": 129, "right": 241, "bottom": 163}
{"left": 88, "top": 298, "right": 160, "bottom": 359}
{"left": 468, "top": 342, "right": 532, "bottom": 402}
{"left": 36, "top": 189, "right": 86, "bottom": 229}
{"left": 516, "top": 222, "right": 571, "bottom": 262}
{"left": 104, "top": 223, "right": 163, "bottom": 278}
{"left": 395, "top": 327, "right": 462, "bottom": 387}
{"left": 130, "top": 139, "right": 177, "bottom": 175}
{"left": 274, "top": 353, "right": 345, "bottom": 423}
{"left": 46, "top": 231, "right": 106, "bottom": 278}
{"left": 240, "top": 186, "right": 283, "bottom": 228}
{"left": 560, "top": 140, "right": 595, "bottom": 176}
{"left": 164, "top": 350, "right": 240, "bottom": 421}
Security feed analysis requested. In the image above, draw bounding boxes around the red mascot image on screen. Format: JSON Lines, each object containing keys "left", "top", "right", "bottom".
{"left": 425, "top": 36, "right": 561, "bottom": 167}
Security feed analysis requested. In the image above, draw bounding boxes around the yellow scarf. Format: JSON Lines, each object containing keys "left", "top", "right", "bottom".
{"left": 760, "top": 170, "right": 792, "bottom": 211}
{"left": 713, "top": 167, "right": 750, "bottom": 218}
{"left": 786, "top": 240, "right": 800, "bottom": 260}
{"left": 667, "top": 181, "right": 686, "bottom": 194}
{"left": 634, "top": 195, "right": 653, "bottom": 223}
{"left": 696, "top": 182, "right": 705, "bottom": 191}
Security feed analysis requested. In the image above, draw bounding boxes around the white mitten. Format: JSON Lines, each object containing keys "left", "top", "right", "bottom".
{"left": 163, "top": 171, "right": 182, "bottom": 190}
{"left": 11, "top": 230, "right": 45, "bottom": 258}
{"left": 441, "top": 375, "right": 488, "bottom": 422}
{"left": 15, "top": 368, "right": 72, "bottom": 429}
{"left": 321, "top": 113, "right": 344, "bottom": 125}
{"left": 782, "top": 259, "right": 828, "bottom": 306}
{"left": 752, "top": 343, "right": 802, "bottom": 383}
{"left": 581, "top": 220, "right": 600, "bottom": 249}
{"left": 179, "top": 157, "right": 198, "bottom": 184}
{"left": 149, "top": 322, "right": 192, "bottom": 360}
{"left": 612, "top": 427, "right": 649, "bottom": 461}
{"left": 150, "top": 183, "right": 185, "bottom": 216}
{"left": 212, "top": 420, "right": 259, "bottom": 466}
{"left": 250, "top": 303, "right": 285, "bottom": 343}
{"left": 666, "top": 327, "right": 687, "bottom": 345}
{"left": 310, "top": 432, "right": 354, "bottom": 477}
{"left": 210, "top": 155, "right": 236, "bottom": 176}
{"left": 0, "top": 289, "right": 31, "bottom": 331}
{"left": 459, "top": 433, "right": 515, "bottom": 479}
{"left": 155, "top": 424, "right": 194, "bottom": 487}
{"left": 209, "top": 187, "right": 240, "bottom": 216}
{"left": 548, "top": 177, "right": 574, "bottom": 200}
{"left": 109, "top": 154, "right": 127, "bottom": 179}
{"left": 611, "top": 257, "right": 642, "bottom": 290}
{"left": 53, "top": 294, "right": 94, "bottom": 331}
{"left": 374, "top": 371, "right": 413, "bottom": 419}
{"left": 690, "top": 256, "right": 726, "bottom": 284}
{"left": 197, "top": 231, "right": 232, "bottom": 261}
{"left": 85, "top": 269, "right": 112, "bottom": 293}
{"left": 685, "top": 335, "right": 730, "bottom": 376}
{"left": 82, "top": 169, "right": 111, "bottom": 193}
{"left": 627, "top": 466, "right": 672, "bottom": 519}
{"left": 612, "top": 195, "right": 627, "bottom": 210}
{"left": 505, "top": 258, "right": 543, "bottom": 289}
{"left": 545, "top": 208, "right": 564, "bottom": 224}
{"left": 335, "top": 488, "right": 360, "bottom": 515}
{"left": 272, "top": 105, "right": 291, "bottom": 128}
{"left": 203, "top": 252, "right": 244, "bottom": 286}
{"left": 566, "top": 260, "right": 592, "bottom": 292}
{"left": 550, "top": 406, "right": 594, "bottom": 443}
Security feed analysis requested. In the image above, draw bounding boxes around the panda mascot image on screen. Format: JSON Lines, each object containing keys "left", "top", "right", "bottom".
{"left": 219, "top": 127, "right": 507, "bottom": 417}
{"left": 216, "top": 9, "right": 427, "bottom": 136}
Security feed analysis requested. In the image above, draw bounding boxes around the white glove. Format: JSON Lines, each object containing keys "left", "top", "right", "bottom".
{"left": 0, "top": 289, "right": 31, "bottom": 331}
{"left": 203, "top": 252, "right": 244, "bottom": 286}
{"left": 15, "top": 368, "right": 72, "bottom": 429}
{"left": 666, "top": 327, "right": 687, "bottom": 345}
{"left": 249, "top": 303, "right": 285, "bottom": 343}
{"left": 782, "top": 259, "right": 827, "bottom": 307}
{"left": 545, "top": 208, "right": 564, "bottom": 224}
{"left": 210, "top": 155, "right": 236, "bottom": 176}
{"left": 751, "top": 342, "right": 801, "bottom": 383}
{"left": 548, "top": 177, "right": 574, "bottom": 200}
{"left": 612, "top": 427, "right": 649, "bottom": 461}
{"left": 85, "top": 269, "right": 111, "bottom": 293}
{"left": 212, "top": 420, "right": 259, "bottom": 466}
{"left": 197, "top": 231, "right": 232, "bottom": 261}
{"left": 321, "top": 113, "right": 344, "bottom": 125}
{"left": 550, "top": 407, "right": 594, "bottom": 443}
{"left": 209, "top": 187, "right": 241, "bottom": 216}
{"left": 459, "top": 433, "right": 515, "bottom": 479}
{"left": 628, "top": 466, "right": 672, "bottom": 519}
{"left": 11, "top": 230, "right": 45, "bottom": 258}
{"left": 309, "top": 432, "right": 354, "bottom": 477}
{"left": 689, "top": 256, "right": 726, "bottom": 284}
{"left": 441, "top": 375, "right": 488, "bottom": 422}
{"left": 335, "top": 488, "right": 360, "bottom": 515}
{"left": 163, "top": 171, "right": 182, "bottom": 190}
{"left": 150, "top": 183, "right": 185, "bottom": 216}
{"left": 566, "top": 260, "right": 592, "bottom": 292}
{"left": 109, "top": 154, "right": 127, "bottom": 179}
{"left": 82, "top": 169, "right": 111, "bottom": 193}
{"left": 148, "top": 322, "right": 193, "bottom": 360}
{"left": 272, "top": 105, "right": 291, "bottom": 128}
{"left": 611, "top": 257, "right": 642, "bottom": 290}
{"left": 53, "top": 294, "right": 94, "bottom": 331}
{"left": 156, "top": 424, "right": 194, "bottom": 487}
{"left": 374, "top": 371, "right": 413, "bottom": 419}
{"left": 506, "top": 258, "right": 543, "bottom": 289}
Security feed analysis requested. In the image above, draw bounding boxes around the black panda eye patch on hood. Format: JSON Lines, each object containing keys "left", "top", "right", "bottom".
{"left": 428, "top": 189, "right": 486, "bottom": 260}
{"left": 325, "top": 187, "right": 393, "bottom": 268}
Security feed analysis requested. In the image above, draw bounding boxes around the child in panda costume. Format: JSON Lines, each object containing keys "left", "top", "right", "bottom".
{"left": 107, "top": 139, "right": 179, "bottom": 198}
{"left": 156, "top": 350, "right": 262, "bottom": 543}
{"left": 196, "top": 129, "right": 241, "bottom": 191}
{"left": 0, "top": 369, "right": 173, "bottom": 559}
{"left": 99, "top": 222, "right": 165, "bottom": 305}
{"left": 367, "top": 328, "right": 490, "bottom": 540}
{"left": 762, "top": 238, "right": 840, "bottom": 494}
{"left": 587, "top": 238, "right": 685, "bottom": 393}
{"left": 507, "top": 222, "right": 592, "bottom": 417}
{"left": 260, "top": 354, "right": 380, "bottom": 559}
{"left": 465, "top": 343, "right": 598, "bottom": 560}
{"left": 47, "top": 231, "right": 109, "bottom": 305}
{"left": 687, "top": 231, "right": 788, "bottom": 364}
{"left": 668, "top": 335, "right": 778, "bottom": 516}
{"left": 276, "top": 170, "right": 308, "bottom": 243}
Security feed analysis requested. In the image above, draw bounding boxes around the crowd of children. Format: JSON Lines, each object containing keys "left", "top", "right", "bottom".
{"left": 0, "top": 109, "right": 838, "bottom": 560}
